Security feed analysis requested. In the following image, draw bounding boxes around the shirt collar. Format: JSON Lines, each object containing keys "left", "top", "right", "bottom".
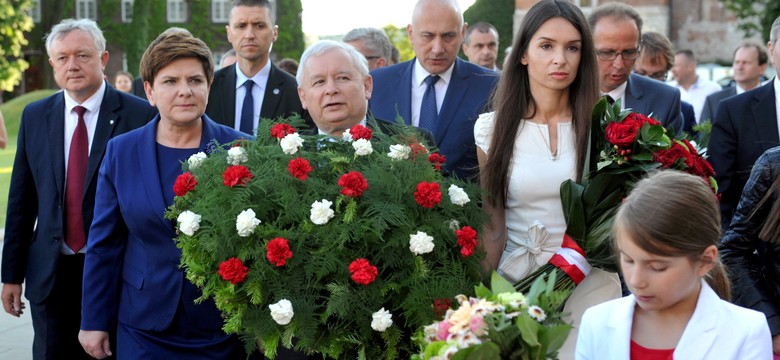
{"left": 64, "top": 80, "right": 107, "bottom": 114}
{"left": 413, "top": 58, "right": 455, "bottom": 87}
{"left": 235, "top": 61, "right": 271, "bottom": 90}
{"left": 318, "top": 118, "right": 368, "bottom": 136}
{"left": 603, "top": 81, "right": 628, "bottom": 104}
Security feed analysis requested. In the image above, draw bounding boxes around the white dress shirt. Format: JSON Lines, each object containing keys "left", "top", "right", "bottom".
{"left": 410, "top": 60, "right": 454, "bottom": 127}
{"left": 233, "top": 61, "right": 271, "bottom": 131}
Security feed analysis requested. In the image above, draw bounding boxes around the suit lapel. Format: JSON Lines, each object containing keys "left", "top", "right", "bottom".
{"left": 436, "top": 59, "right": 468, "bottom": 142}
{"left": 86, "top": 86, "right": 119, "bottom": 195}
{"left": 674, "top": 282, "right": 719, "bottom": 360}
{"left": 624, "top": 75, "right": 645, "bottom": 112}
{"left": 397, "top": 61, "right": 414, "bottom": 125}
{"left": 260, "top": 64, "right": 283, "bottom": 120}
{"left": 137, "top": 117, "right": 170, "bottom": 226}
{"left": 221, "top": 65, "right": 238, "bottom": 125}
{"left": 48, "top": 93, "right": 67, "bottom": 201}
{"left": 605, "top": 296, "right": 634, "bottom": 359}
{"left": 751, "top": 84, "right": 780, "bottom": 150}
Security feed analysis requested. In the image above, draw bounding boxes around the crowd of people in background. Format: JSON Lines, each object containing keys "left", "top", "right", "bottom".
{"left": 2, "top": 0, "right": 780, "bottom": 359}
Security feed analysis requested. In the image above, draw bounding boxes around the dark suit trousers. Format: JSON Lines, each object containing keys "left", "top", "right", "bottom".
{"left": 29, "top": 254, "right": 91, "bottom": 360}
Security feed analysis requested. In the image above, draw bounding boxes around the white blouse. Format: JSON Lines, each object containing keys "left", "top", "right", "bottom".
{"left": 474, "top": 112, "right": 576, "bottom": 282}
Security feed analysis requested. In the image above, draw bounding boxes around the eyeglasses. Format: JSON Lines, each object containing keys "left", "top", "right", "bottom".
{"left": 596, "top": 49, "right": 640, "bottom": 61}
{"left": 365, "top": 56, "right": 382, "bottom": 61}
{"left": 634, "top": 70, "right": 668, "bottom": 82}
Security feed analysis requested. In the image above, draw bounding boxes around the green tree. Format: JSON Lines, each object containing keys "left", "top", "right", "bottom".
{"left": 274, "top": 0, "right": 305, "bottom": 61}
{"left": 720, "top": 0, "right": 780, "bottom": 42}
{"left": 463, "top": 0, "right": 514, "bottom": 67}
{"left": 0, "top": 0, "right": 33, "bottom": 92}
{"left": 383, "top": 24, "right": 413, "bottom": 62}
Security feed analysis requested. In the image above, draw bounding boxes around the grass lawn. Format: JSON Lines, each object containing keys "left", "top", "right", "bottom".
{"left": 1, "top": 90, "right": 58, "bottom": 228}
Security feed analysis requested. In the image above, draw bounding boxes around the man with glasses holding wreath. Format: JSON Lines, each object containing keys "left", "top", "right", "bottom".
{"left": 588, "top": 3, "right": 684, "bottom": 134}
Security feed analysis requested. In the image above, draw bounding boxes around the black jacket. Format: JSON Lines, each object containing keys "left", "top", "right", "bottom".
{"left": 720, "top": 146, "right": 780, "bottom": 336}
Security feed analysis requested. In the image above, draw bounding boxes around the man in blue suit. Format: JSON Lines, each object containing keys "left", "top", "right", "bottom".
{"left": 588, "top": 3, "right": 684, "bottom": 134}
{"left": 369, "top": 0, "right": 498, "bottom": 181}
{"left": 1, "top": 19, "right": 155, "bottom": 359}
{"left": 710, "top": 17, "right": 780, "bottom": 231}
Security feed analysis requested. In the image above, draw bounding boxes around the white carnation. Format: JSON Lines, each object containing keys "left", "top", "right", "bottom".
{"left": 409, "top": 231, "right": 435, "bottom": 255}
{"left": 226, "top": 146, "right": 248, "bottom": 165}
{"left": 310, "top": 199, "right": 335, "bottom": 225}
{"left": 177, "top": 210, "right": 201, "bottom": 236}
{"left": 528, "top": 305, "right": 547, "bottom": 322}
{"left": 371, "top": 307, "right": 393, "bottom": 332}
{"left": 235, "top": 209, "right": 261, "bottom": 237}
{"left": 447, "top": 219, "right": 461, "bottom": 231}
{"left": 269, "top": 299, "right": 294, "bottom": 325}
{"left": 187, "top": 152, "right": 207, "bottom": 169}
{"left": 280, "top": 133, "right": 304, "bottom": 155}
{"left": 352, "top": 138, "right": 373, "bottom": 156}
{"left": 342, "top": 128, "right": 353, "bottom": 142}
{"left": 387, "top": 144, "right": 411, "bottom": 160}
{"left": 448, "top": 184, "right": 471, "bottom": 206}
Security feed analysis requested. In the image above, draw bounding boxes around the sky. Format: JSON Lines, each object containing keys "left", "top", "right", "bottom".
{"left": 300, "top": 0, "right": 477, "bottom": 38}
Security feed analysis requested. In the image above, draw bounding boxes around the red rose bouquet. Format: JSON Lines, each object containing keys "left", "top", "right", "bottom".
{"left": 516, "top": 98, "right": 717, "bottom": 293}
{"left": 166, "top": 116, "right": 487, "bottom": 359}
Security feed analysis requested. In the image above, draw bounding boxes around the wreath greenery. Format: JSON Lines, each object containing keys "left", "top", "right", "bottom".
{"left": 165, "top": 117, "right": 487, "bottom": 359}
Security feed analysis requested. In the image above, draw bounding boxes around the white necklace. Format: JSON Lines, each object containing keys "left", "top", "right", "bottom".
{"left": 535, "top": 122, "right": 559, "bottom": 161}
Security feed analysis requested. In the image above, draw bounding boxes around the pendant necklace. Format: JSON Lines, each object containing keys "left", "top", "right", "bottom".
{"left": 536, "top": 122, "right": 559, "bottom": 161}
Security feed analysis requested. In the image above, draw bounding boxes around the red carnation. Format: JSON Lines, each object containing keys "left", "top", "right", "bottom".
{"left": 428, "top": 153, "right": 446, "bottom": 171}
{"left": 338, "top": 171, "right": 368, "bottom": 198}
{"left": 266, "top": 237, "right": 293, "bottom": 267}
{"left": 654, "top": 141, "right": 690, "bottom": 169}
{"left": 271, "top": 123, "right": 297, "bottom": 139}
{"left": 288, "top": 158, "right": 313, "bottom": 180}
{"left": 433, "top": 298, "right": 452, "bottom": 319}
{"left": 218, "top": 257, "right": 249, "bottom": 284}
{"left": 410, "top": 142, "right": 428, "bottom": 158}
{"left": 348, "top": 258, "right": 378, "bottom": 286}
{"left": 456, "top": 226, "right": 478, "bottom": 257}
{"left": 414, "top": 181, "right": 442, "bottom": 208}
{"left": 223, "top": 165, "right": 253, "bottom": 187}
{"left": 349, "top": 124, "right": 373, "bottom": 140}
{"left": 173, "top": 172, "right": 197, "bottom": 197}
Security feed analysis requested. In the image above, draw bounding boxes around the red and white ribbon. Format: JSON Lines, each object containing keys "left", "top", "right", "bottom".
{"left": 549, "top": 234, "right": 591, "bottom": 285}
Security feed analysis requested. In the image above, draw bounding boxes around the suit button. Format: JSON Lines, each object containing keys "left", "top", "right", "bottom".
{"left": 53, "top": 236, "right": 61, "bottom": 242}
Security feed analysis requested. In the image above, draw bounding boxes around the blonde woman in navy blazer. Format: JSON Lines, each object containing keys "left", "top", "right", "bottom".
{"left": 576, "top": 171, "right": 772, "bottom": 360}
{"left": 78, "top": 29, "right": 249, "bottom": 359}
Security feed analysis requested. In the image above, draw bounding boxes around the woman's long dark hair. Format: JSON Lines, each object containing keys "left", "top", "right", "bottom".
{"left": 751, "top": 174, "right": 780, "bottom": 244}
{"left": 483, "top": 0, "right": 599, "bottom": 207}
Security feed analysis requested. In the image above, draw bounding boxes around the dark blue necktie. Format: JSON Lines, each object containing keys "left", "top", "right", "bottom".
{"left": 239, "top": 80, "right": 255, "bottom": 135}
{"left": 419, "top": 75, "right": 440, "bottom": 132}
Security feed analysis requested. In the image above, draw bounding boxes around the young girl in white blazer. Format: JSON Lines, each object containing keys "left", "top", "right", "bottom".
{"left": 575, "top": 170, "right": 772, "bottom": 360}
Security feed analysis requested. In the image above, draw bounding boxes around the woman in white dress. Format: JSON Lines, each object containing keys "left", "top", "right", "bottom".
{"left": 475, "top": 0, "right": 621, "bottom": 357}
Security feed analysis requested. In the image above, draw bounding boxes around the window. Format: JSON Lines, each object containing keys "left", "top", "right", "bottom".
{"left": 28, "top": 0, "right": 41, "bottom": 23}
{"left": 167, "top": 0, "right": 187, "bottom": 23}
{"left": 76, "top": 0, "right": 97, "bottom": 20}
{"left": 212, "top": 0, "right": 230, "bottom": 23}
{"left": 122, "top": 0, "right": 134, "bottom": 23}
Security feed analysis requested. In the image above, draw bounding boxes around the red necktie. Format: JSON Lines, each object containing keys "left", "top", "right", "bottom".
{"left": 65, "top": 105, "right": 88, "bottom": 252}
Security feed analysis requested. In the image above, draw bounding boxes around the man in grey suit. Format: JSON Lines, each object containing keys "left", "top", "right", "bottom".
{"left": 205, "top": 0, "right": 309, "bottom": 135}
{"left": 700, "top": 40, "right": 768, "bottom": 123}
{"left": 589, "top": 3, "right": 684, "bottom": 133}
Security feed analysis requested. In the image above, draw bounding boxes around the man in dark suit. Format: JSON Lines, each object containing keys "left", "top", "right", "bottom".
{"left": 205, "top": 0, "right": 308, "bottom": 135}
{"left": 700, "top": 40, "right": 769, "bottom": 123}
{"left": 589, "top": 3, "right": 684, "bottom": 133}
{"left": 1, "top": 19, "right": 155, "bottom": 360}
{"left": 369, "top": 0, "right": 498, "bottom": 181}
{"left": 710, "top": 16, "right": 780, "bottom": 230}
{"left": 633, "top": 31, "right": 697, "bottom": 134}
